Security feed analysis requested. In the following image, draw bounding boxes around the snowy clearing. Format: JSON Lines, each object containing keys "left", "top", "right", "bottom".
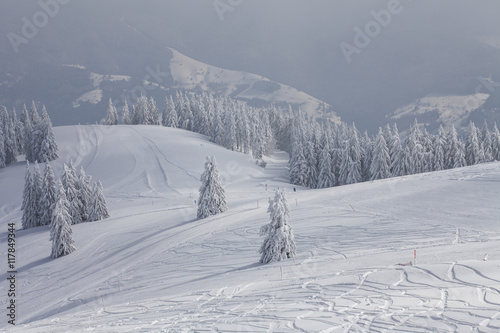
{"left": 391, "top": 94, "right": 490, "bottom": 129}
{"left": 72, "top": 90, "right": 104, "bottom": 108}
{"left": 1, "top": 125, "right": 500, "bottom": 332}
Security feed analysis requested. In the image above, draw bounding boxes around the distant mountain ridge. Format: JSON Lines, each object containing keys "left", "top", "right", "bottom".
{"left": 0, "top": 47, "right": 338, "bottom": 126}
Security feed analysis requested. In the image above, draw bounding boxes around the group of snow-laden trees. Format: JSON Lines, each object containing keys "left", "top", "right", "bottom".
{"left": 197, "top": 155, "right": 295, "bottom": 264}
{"left": 288, "top": 118, "right": 500, "bottom": 189}
{"left": 0, "top": 102, "right": 58, "bottom": 168}
{"left": 22, "top": 160, "right": 109, "bottom": 258}
{"left": 105, "top": 91, "right": 500, "bottom": 190}
{"left": 104, "top": 92, "right": 276, "bottom": 160}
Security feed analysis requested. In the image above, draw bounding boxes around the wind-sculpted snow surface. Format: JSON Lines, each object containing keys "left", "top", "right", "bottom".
{"left": 1, "top": 125, "right": 500, "bottom": 332}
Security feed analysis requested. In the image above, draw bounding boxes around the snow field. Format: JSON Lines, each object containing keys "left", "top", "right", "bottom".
{"left": 1, "top": 125, "right": 500, "bottom": 332}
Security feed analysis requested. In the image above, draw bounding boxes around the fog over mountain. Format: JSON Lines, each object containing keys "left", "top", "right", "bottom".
{"left": 1, "top": 0, "right": 499, "bottom": 132}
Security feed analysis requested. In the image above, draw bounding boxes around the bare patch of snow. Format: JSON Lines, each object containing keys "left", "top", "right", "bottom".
{"left": 90, "top": 73, "right": 131, "bottom": 88}
{"left": 73, "top": 89, "right": 103, "bottom": 108}
{"left": 169, "top": 48, "right": 339, "bottom": 123}
{"left": 62, "top": 64, "right": 86, "bottom": 70}
{"left": 392, "top": 93, "right": 490, "bottom": 128}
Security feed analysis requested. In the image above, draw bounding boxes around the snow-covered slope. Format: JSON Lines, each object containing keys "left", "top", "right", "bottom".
{"left": 169, "top": 48, "right": 338, "bottom": 122}
{"left": 1, "top": 125, "right": 500, "bottom": 332}
{"left": 390, "top": 93, "right": 490, "bottom": 130}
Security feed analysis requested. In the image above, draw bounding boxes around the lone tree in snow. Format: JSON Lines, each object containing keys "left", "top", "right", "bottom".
{"left": 88, "top": 181, "right": 110, "bottom": 221}
{"left": 259, "top": 189, "right": 296, "bottom": 264}
{"left": 197, "top": 156, "right": 228, "bottom": 219}
{"left": 50, "top": 181, "right": 76, "bottom": 258}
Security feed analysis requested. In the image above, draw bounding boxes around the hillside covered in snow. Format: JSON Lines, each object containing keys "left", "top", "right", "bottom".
{"left": 1, "top": 125, "right": 500, "bottom": 332}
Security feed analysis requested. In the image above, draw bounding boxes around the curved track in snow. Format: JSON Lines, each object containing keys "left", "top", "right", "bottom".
{"left": 1, "top": 125, "right": 500, "bottom": 332}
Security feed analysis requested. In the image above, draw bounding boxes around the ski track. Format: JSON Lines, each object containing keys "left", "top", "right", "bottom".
{"left": 2, "top": 126, "right": 500, "bottom": 332}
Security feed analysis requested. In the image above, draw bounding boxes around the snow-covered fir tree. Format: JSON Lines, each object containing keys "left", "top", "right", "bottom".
{"left": 23, "top": 110, "right": 34, "bottom": 163}
{"left": 78, "top": 166, "right": 92, "bottom": 222}
{"left": 15, "top": 113, "right": 25, "bottom": 156}
{"left": 21, "top": 162, "right": 37, "bottom": 229}
{"left": 29, "top": 101, "right": 41, "bottom": 125}
{"left": 317, "top": 143, "right": 336, "bottom": 188}
{"left": 389, "top": 124, "right": 405, "bottom": 177}
{"left": 433, "top": 125, "right": 446, "bottom": 171}
{"left": 454, "top": 140, "right": 467, "bottom": 168}
{"left": 88, "top": 180, "right": 110, "bottom": 221}
{"left": 147, "top": 96, "right": 160, "bottom": 125}
{"left": 1, "top": 107, "right": 17, "bottom": 165}
{"left": 445, "top": 125, "right": 459, "bottom": 169}
{"left": 40, "top": 162, "right": 57, "bottom": 226}
{"left": 465, "top": 122, "right": 483, "bottom": 165}
{"left": 121, "top": 101, "right": 131, "bottom": 125}
{"left": 370, "top": 128, "right": 391, "bottom": 180}
{"left": 32, "top": 161, "right": 44, "bottom": 226}
{"left": 0, "top": 126, "right": 5, "bottom": 168}
{"left": 38, "top": 106, "right": 58, "bottom": 162}
{"left": 259, "top": 189, "right": 296, "bottom": 264}
{"left": 163, "top": 95, "right": 178, "bottom": 128}
{"left": 103, "top": 98, "right": 119, "bottom": 125}
{"left": 481, "top": 121, "right": 493, "bottom": 162}
{"left": 133, "top": 96, "right": 148, "bottom": 125}
{"left": 197, "top": 156, "right": 228, "bottom": 219}
{"left": 50, "top": 181, "right": 76, "bottom": 258}
{"left": 492, "top": 123, "right": 500, "bottom": 161}
{"left": 61, "top": 162, "right": 83, "bottom": 224}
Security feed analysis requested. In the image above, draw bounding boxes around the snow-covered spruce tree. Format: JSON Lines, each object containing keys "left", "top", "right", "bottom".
{"left": 454, "top": 139, "right": 467, "bottom": 168}
{"left": 259, "top": 189, "right": 296, "bottom": 264}
{"left": 210, "top": 106, "right": 225, "bottom": 146}
{"left": 32, "top": 161, "right": 44, "bottom": 226}
{"left": 121, "top": 101, "right": 131, "bottom": 125}
{"left": 103, "top": 98, "right": 119, "bottom": 125}
{"left": 317, "top": 143, "right": 336, "bottom": 188}
{"left": 433, "top": 125, "right": 446, "bottom": 171}
{"left": 88, "top": 181, "right": 110, "bottom": 221}
{"left": 338, "top": 146, "right": 350, "bottom": 185}
{"left": 445, "top": 125, "right": 460, "bottom": 169}
{"left": 481, "top": 121, "right": 493, "bottom": 162}
{"left": 38, "top": 107, "right": 58, "bottom": 162}
{"left": 180, "top": 96, "right": 194, "bottom": 130}
{"left": 0, "top": 126, "right": 5, "bottom": 168}
{"left": 15, "top": 114, "right": 25, "bottom": 156}
{"left": 78, "top": 167, "right": 92, "bottom": 221}
{"left": 61, "top": 162, "right": 83, "bottom": 224}
{"left": 29, "top": 101, "right": 41, "bottom": 125}
{"left": 465, "top": 122, "right": 483, "bottom": 165}
{"left": 23, "top": 111, "right": 34, "bottom": 163}
{"left": 346, "top": 157, "right": 363, "bottom": 185}
{"left": 1, "top": 107, "right": 17, "bottom": 165}
{"left": 492, "top": 123, "right": 500, "bottom": 161}
{"left": 133, "top": 96, "right": 148, "bottom": 125}
{"left": 40, "top": 162, "right": 57, "bottom": 226}
{"left": 147, "top": 96, "right": 160, "bottom": 125}
{"left": 370, "top": 128, "right": 391, "bottom": 180}
{"left": 163, "top": 95, "right": 178, "bottom": 128}
{"left": 389, "top": 124, "right": 405, "bottom": 177}
{"left": 223, "top": 109, "right": 237, "bottom": 151}
{"left": 21, "top": 162, "right": 37, "bottom": 229}
{"left": 197, "top": 156, "right": 228, "bottom": 219}
{"left": 50, "top": 181, "right": 76, "bottom": 258}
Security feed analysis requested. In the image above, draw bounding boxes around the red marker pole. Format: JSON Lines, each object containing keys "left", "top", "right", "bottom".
{"left": 414, "top": 250, "right": 417, "bottom": 266}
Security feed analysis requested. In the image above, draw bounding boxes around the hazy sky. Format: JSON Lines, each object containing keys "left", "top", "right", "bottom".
{"left": 1, "top": 0, "right": 499, "bottom": 129}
